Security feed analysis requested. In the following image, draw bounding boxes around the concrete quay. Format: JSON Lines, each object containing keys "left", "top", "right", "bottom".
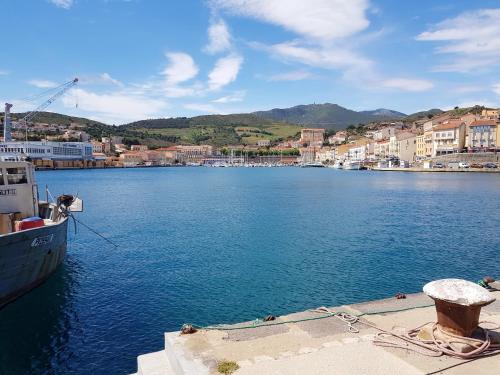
{"left": 371, "top": 167, "right": 500, "bottom": 173}
{"left": 133, "top": 286, "right": 500, "bottom": 375}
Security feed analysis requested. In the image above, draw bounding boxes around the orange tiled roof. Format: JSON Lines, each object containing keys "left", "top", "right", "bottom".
{"left": 434, "top": 122, "right": 463, "bottom": 131}
{"left": 469, "top": 119, "right": 497, "bottom": 127}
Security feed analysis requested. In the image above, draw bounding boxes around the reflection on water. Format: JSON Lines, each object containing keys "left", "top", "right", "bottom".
{"left": 0, "top": 257, "right": 80, "bottom": 375}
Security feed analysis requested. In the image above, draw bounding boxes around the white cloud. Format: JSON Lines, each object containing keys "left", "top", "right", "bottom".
{"left": 493, "top": 83, "right": 500, "bottom": 96}
{"left": 99, "top": 73, "right": 124, "bottom": 87}
{"left": 162, "top": 52, "right": 199, "bottom": 85}
{"left": 28, "top": 79, "right": 58, "bottom": 89}
{"left": 416, "top": 8, "right": 500, "bottom": 72}
{"left": 204, "top": 18, "right": 232, "bottom": 54}
{"left": 268, "top": 70, "right": 313, "bottom": 81}
{"left": 184, "top": 103, "right": 226, "bottom": 114}
{"left": 49, "top": 0, "right": 74, "bottom": 9}
{"left": 252, "top": 40, "right": 373, "bottom": 81}
{"left": 62, "top": 88, "right": 168, "bottom": 124}
{"left": 0, "top": 70, "right": 8, "bottom": 76}
{"left": 211, "top": 0, "right": 370, "bottom": 41}
{"left": 78, "top": 73, "right": 124, "bottom": 86}
{"left": 212, "top": 90, "right": 246, "bottom": 103}
{"left": 382, "top": 78, "right": 434, "bottom": 92}
{"left": 208, "top": 54, "right": 243, "bottom": 90}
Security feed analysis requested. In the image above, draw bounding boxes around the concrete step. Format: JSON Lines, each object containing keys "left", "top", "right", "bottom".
{"left": 136, "top": 350, "right": 174, "bottom": 375}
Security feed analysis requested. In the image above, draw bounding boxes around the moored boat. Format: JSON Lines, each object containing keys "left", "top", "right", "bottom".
{"left": 343, "top": 161, "right": 363, "bottom": 170}
{"left": 0, "top": 158, "right": 82, "bottom": 308}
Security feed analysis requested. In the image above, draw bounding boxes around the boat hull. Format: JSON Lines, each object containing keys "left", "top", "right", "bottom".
{"left": 0, "top": 217, "right": 68, "bottom": 309}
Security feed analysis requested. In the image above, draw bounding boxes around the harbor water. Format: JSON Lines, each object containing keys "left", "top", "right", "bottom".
{"left": 0, "top": 167, "right": 499, "bottom": 374}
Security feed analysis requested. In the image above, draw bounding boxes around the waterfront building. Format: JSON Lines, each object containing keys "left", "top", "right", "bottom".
{"left": 468, "top": 119, "right": 499, "bottom": 151}
{"left": 431, "top": 120, "right": 466, "bottom": 157}
{"left": 155, "top": 147, "right": 178, "bottom": 163}
{"left": 389, "top": 132, "right": 416, "bottom": 161}
{"left": 373, "top": 140, "right": 390, "bottom": 159}
{"left": 423, "top": 121, "right": 434, "bottom": 158}
{"left": 315, "top": 148, "right": 336, "bottom": 163}
{"left": 175, "top": 145, "right": 213, "bottom": 163}
{"left": 416, "top": 134, "right": 425, "bottom": 160}
{"left": 346, "top": 139, "right": 371, "bottom": 161}
{"left": 91, "top": 140, "right": 103, "bottom": 153}
{"left": 0, "top": 141, "right": 93, "bottom": 161}
{"left": 119, "top": 152, "right": 144, "bottom": 167}
{"left": 300, "top": 128, "right": 325, "bottom": 147}
{"left": 397, "top": 133, "right": 417, "bottom": 162}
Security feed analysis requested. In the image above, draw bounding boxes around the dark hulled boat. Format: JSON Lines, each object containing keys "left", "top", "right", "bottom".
{"left": 0, "top": 159, "right": 81, "bottom": 308}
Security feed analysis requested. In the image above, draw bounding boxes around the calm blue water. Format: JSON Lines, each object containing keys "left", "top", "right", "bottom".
{"left": 1, "top": 167, "right": 499, "bottom": 374}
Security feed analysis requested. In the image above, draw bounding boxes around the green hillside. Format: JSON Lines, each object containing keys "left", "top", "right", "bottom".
{"left": 123, "top": 114, "right": 301, "bottom": 146}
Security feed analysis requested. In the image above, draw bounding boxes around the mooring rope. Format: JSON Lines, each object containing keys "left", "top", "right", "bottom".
{"left": 69, "top": 214, "right": 119, "bottom": 248}
{"left": 183, "top": 304, "right": 500, "bottom": 360}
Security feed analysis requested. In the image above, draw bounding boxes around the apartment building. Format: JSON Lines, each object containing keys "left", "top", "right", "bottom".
{"left": 431, "top": 121, "right": 466, "bottom": 157}
{"left": 468, "top": 119, "right": 499, "bottom": 150}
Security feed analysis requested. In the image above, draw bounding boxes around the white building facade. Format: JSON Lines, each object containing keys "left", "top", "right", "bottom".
{"left": 0, "top": 141, "right": 94, "bottom": 160}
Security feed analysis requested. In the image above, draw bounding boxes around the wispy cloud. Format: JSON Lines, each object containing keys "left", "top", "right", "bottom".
{"left": 28, "top": 79, "right": 58, "bottom": 89}
{"left": 213, "top": 0, "right": 425, "bottom": 94}
{"left": 493, "top": 83, "right": 500, "bottom": 96}
{"left": 99, "top": 73, "right": 124, "bottom": 87}
{"left": 208, "top": 54, "right": 243, "bottom": 90}
{"left": 79, "top": 73, "right": 124, "bottom": 87}
{"left": 0, "top": 69, "right": 9, "bottom": 76}
{"left": 416, "top": 8, "right": 500, "bottom": 72}
{"left": 204, "top": 18, "right": 232, "bottom": 54}
{"left": 62, "top": 88, "right": 168, "bottom": 124}
{"left": 211, "top": 0, "right": 370, "bottom": 41}
{"left": 212, "top": 90, "right": 245, "bottom": 103}
{"left": 381, "top": 78, "right": 434, "bottom": 92}
{"left": 267, "top": 70, "right": 313, "bottom": 81}
{"left": 49, "top": 0, "right": 74, "bottom": 9}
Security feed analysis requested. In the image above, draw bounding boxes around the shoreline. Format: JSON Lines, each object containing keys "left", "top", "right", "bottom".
{"left": 371, "top": 167, "right": 500, "bottom": 173}
{"left": 33, "top": 164, "right": 500, "bottom": 173}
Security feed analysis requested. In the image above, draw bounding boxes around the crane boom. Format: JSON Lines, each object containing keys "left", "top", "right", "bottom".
{"left": 21, "top": 78, "right": 78, "bottom": 125}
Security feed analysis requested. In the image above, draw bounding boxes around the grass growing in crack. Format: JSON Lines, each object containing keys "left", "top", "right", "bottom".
{"left": 217, "top": 360, "right": 239, "bottom": 374}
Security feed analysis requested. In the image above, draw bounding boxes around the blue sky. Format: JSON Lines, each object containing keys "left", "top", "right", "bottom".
{"left": 2, "top": 0, "right": 500, "bottom": 124}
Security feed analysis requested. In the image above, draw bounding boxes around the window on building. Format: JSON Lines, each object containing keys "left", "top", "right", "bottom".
{"left": 0, "top": 169, "right": 4, "bottom": 185}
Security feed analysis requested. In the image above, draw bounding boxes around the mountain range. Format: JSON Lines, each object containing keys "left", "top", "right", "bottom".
{"left": 253, "top": 103, "right": 408, "bottom": 129}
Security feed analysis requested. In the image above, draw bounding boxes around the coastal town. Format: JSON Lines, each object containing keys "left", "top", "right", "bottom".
{"left": 1, "top": 105, "right": 499, "bottom": 170}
